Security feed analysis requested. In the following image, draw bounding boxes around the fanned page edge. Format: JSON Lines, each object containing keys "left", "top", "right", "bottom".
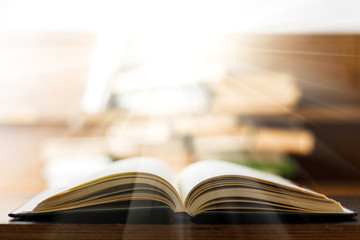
{"left": 178, "top": 160, "right": 322, "bottom": 200}
{"left": 177, "top": 160, "right": 354, "bottom": 214}
{"left": 9, "top": 158, "right": 356, "bottom": 218}
{"left": 10, "top": 157, "right": 185, "bottom": 215}
{"left": 56, "top": 157, "right": 180, "bottom": 194}
{"left": 10, "top": 188, "right": 63, "bottom": 215}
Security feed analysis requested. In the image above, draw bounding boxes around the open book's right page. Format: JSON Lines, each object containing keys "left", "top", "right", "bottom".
{"left": 178, "top": 160, "right": 326, "bottom": 204}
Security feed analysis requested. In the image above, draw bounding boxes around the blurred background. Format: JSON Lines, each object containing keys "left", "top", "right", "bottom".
{"left": 1, "top": 0, "right": 360, "bottom": 195}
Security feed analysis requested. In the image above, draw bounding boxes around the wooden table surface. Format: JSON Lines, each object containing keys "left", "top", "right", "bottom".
{"left": 0, "top": 193, "right": 359, "bottom": 240}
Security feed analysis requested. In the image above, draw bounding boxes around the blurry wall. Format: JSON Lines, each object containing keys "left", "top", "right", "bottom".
{"left": 1, "top": 33, "right": 360, "bottom": 193}
{"left": 1, "top": 1, "right": 360, "bottom": 192}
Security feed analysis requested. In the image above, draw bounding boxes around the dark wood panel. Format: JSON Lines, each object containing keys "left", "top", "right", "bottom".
{"left": 291, "top": 122, "right": 360, "bottom": 180}
{"left": 1, "top": 194, "right": 359, "bottom": 240}
{"left": 229, "top": 34, "right": 360, "bottom": 95}
{"left": 1, "top": 224, "right": 360, "bottom": 240}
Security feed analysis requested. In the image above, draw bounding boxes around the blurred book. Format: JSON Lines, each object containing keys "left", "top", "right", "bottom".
{"left": 192, "top": 126, "right": 314, "bottom": 157}
{"left": 171, "top": 114, "right": 239, "bottom": 136}
{"left": 106, "top": 118, "right": 172, "bottom": 145}
{"left": 106, "top": 120, "right": 190, "bottom": 172}
{"left": 209, "top": 72, "right": 301, "bottom": 114}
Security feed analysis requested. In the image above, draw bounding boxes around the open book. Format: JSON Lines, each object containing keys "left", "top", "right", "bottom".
{"left": 10, "top": 157, "right": 356, "bottom": 223}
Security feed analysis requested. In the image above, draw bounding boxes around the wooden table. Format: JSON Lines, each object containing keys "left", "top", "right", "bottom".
{"left": 0, "top": 193, "right": 359, "bottom": 240}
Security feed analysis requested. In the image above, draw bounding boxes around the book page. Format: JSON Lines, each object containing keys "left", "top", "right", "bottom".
{"left": 52, "top": 157, "right": 179, "bottom": 201}
{"left": 73, "top": 157, "right": 178, "bottom": 193}
{"left": 12, "top": 157, "right": 180, "bottom": 214}
{"left": 178, "top": 160, "right": 322, "bottom": 201}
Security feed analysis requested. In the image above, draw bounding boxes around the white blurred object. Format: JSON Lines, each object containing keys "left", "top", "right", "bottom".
{"left": 114, "top": 84, "right": 210, "bottom": 116}
{"left": 42, "top": 154, "right": 112, "bottom": 189}
{"left": 2, "top": 0, "right": 360, "bottom": 33}
{"left": 81, "top": 32, "right": 127, "bottom": 114}
{"left": 41, "top": 137, "right": 112, "bottom": 188}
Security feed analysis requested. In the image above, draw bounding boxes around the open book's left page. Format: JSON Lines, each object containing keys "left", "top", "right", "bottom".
{"left": 63, "top": 156, "right": 180, "bottom": 193}
{"left": 11, "top": 157, "right": 183, "bottom": 215}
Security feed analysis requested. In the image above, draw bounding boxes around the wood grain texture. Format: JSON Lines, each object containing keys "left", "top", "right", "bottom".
{"left": 1, "top": 195, "right": 359, "bottom": 240}
{"left": 0, "top": 223, "right": 359, "bottom": 240}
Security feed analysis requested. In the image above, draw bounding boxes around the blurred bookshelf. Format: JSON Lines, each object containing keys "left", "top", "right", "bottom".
{"left": 1, "top": 33, "right": 360, "bottom": 193}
